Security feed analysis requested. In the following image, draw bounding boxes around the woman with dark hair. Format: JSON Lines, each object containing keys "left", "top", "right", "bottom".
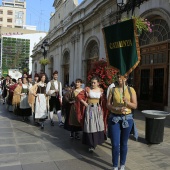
{"left": 6, "top": 79, "right": 17, "bottom": 112}
{"left": 13, "top": 77, "right": 32, "bottom": 121}
{"left": 64, "top": 79, "right": 84, "bottom": 139}
{"left": 28, "top": 74, "right": 48, "bottom": 129}
{"left": 20, "top": 77, "right": 32, "bottom": 121}
{"left": 107, "top": 74, "right": 137, "bottom": 170}
{"left": 79, "top": 76, "right": 106, "bottom": 152}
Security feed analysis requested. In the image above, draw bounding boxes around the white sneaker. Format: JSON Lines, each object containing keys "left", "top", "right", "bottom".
{"left": 59, "top": 121, "right": 64, "bottom": 127}
{"left": 119, "top": 165, "right": 125, "bottom": 170}
{"left": 88, "top": 147, "right": 94, "bottom": 153}
{"left": 113, "top": 167, "right": 118, "bottom": 170}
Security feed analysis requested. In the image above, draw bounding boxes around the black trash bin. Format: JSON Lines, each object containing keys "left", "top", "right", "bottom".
{"left": 145, "top": 117, "right": 165, "bottom": 144}
{"left": 142, "top": 110, "right": 170, "bottom": 144}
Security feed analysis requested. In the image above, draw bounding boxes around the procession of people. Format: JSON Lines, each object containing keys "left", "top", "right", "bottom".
{"left": 0, "top": 70, "right": 137, "bottom": 170}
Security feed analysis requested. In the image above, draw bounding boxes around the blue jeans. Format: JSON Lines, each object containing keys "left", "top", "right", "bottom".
{"left": 108, "top": 114, "right": 133, "bottom": 167}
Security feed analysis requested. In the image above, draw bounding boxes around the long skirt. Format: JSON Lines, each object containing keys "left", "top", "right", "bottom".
{"left": 82, "top": 104, "right": 105, "bottom": 148}
{"left": 64, "top": 103, "right": 82, "bottom": 132}
{"left": 20, "top": 94, "right": 31, "bottom": 117}
{"left": 34, "top": 94, "right": 48, "bottom": 120}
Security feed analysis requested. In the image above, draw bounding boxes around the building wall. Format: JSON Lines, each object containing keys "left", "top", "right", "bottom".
{"left": 32, "top": 0, "right": 170, "bottom": 110}
{"left": 0, "top": 0, "right": 26, "bottom": 28}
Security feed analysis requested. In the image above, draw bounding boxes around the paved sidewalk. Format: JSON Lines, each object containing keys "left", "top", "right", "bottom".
{"left": 0, "top": 104, "right": 170, "bottom": 170}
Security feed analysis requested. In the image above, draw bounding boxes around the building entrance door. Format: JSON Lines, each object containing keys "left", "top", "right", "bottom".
{"left": 139, "top": 65, "right": 167, "bottom": 110}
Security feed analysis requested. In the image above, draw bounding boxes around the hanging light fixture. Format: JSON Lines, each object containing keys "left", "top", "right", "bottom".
{"left": 117, "top": 0, "right": 127, "bottom": 7}
{"left": 116, "top": 0, "right": 149, "bottom": 16}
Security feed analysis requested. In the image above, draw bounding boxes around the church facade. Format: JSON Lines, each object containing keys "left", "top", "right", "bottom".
{"left": 31, "top": 0, "right": 170, "bottom": 111}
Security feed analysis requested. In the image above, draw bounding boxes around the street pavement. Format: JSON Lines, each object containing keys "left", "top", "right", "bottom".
{"left": 0, "top": 103, "right": 170, "bottom": 170}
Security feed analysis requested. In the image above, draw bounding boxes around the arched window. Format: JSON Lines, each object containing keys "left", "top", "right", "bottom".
{"left": 85, "top": 40, "right": 99, "bottom": 81}
{"left": 140, "top": 18, "right": 170, "bottom": 46}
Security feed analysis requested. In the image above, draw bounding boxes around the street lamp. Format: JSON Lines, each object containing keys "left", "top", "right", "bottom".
{"left": 116, "top": 0, "right": 148, "bottom": 20}
{"left": 41, "top": 39, "right": 49, "bottom": 72}
{"left": 116, "top": 0, "right": 128, "bottom": 21}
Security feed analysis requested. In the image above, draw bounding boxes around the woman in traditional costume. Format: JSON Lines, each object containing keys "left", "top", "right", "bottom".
{"left": 64, "top": 79, "right": 84, "bottom": 139}
{"left": 79, "top": 76, "right": 106, "bottom": 152}
{"left": 6, "top": 79, "right": 17, "bottom": 112}
{"left": 13, "top": 77, "right": 32, "bottom": 121}
{"left": 28, "top": 74, "right": 48, "bottom": 129}
{"left": 12, "top": 78, "right": 23, "bottom": 116}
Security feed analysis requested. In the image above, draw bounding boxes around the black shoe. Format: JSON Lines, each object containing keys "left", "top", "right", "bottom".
{"left": 25, "top": 117, "right": 30, "bottom": 122}
{"left": 41, "top": 123, "right": 44, "bottom": 129}
{"left": 75, "top": 132, "right": 80, "bottom": 140}
{"left": 70, "top": 132, "right": 74, "bottom": 139}
{"left": 51, "top": 120, "right": 54, "bottom": 126}
{"left": 75, "top": 135, "right": 80, "bottom": 140}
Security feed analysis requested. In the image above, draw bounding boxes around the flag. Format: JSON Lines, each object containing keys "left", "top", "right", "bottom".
{"left": 102, "top": 19, "right": 140, "bottom": 76}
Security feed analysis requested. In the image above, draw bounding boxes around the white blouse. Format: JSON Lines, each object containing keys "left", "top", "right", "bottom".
{"left": 88, "top": 90, "right": 101, "bottom": 99}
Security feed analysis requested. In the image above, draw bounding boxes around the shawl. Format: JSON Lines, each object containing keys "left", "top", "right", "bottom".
{"left": 28, "top": 84, "right": 38, "bottom": 112}
{"left": 12, "top": 85, "right": 22, "bottom": 106}
{"left": 76, "top": 89, "right": 86, "bottom": 127}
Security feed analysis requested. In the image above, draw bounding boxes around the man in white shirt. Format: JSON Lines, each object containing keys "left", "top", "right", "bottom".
{"left": 106, "top": 83, "right": 115, "bottom": 99}
{"left": 46, "top": 70, "right": 64, "bottom": 126}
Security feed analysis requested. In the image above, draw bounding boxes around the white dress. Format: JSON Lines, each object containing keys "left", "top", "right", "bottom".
{"left": 34, "top": 84, "right": 47, "bottom": 119}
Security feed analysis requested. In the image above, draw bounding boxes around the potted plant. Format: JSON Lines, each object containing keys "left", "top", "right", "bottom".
{"left": 39, "top": 58, "right": 50, "bottom": 65}
{"left": 22, "top": 67, "right": 29, "bottom": 73}
{"left": 121, "top": 16, "right": 153, "bottom": 35}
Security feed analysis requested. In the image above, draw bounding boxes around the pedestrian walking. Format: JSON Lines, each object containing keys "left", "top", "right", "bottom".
{"left": 64, "top": 79, "right": 83, "bottom": 140}
{"left": 13, "top": 77, "right": 32, "bottom": 121}
{"left": 107, "top": 74, "right": 137, "bottom": 170}
{"left": 79, "top": 76, "right": 106, "bottom": 152}
{"left": 46, "top": 70, "right": 64, "bottom": 126}
{"left": 1, "top": 75, "right": 10, "bottom": 104}
{"left": 28, "top": 73, "right": 48, "bottom": 129}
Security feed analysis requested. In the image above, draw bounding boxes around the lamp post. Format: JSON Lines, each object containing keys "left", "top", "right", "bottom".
{"left": 116, "top": 0, "right": 148, "bottom": 21}
{"left": 41, "top": 40, "right": 49, "bottom": 72}
{"left": 116, "top": 0, "right": 127, "bottom": 22}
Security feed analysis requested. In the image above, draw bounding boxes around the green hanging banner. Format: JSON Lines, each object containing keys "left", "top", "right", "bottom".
{"left": 102, "top": 19, "right": 140, "bottom": 76}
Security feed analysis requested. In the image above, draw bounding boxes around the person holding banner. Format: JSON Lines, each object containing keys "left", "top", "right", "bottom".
{"left": 107, "top": 74, "right": 137, "bottom": 170}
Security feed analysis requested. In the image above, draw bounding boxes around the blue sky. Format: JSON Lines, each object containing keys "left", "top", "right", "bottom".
{"left": 0, "top": 0, "right": 83, "bottom": 32}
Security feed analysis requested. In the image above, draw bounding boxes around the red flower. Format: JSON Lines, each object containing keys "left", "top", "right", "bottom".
{"left": 87, "top": 59, "right": 118, "bottom": 90}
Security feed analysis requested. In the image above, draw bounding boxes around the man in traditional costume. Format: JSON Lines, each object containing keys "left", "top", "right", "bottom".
{"left": 46, "top": 70, "right": 63, "bottom": 126}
